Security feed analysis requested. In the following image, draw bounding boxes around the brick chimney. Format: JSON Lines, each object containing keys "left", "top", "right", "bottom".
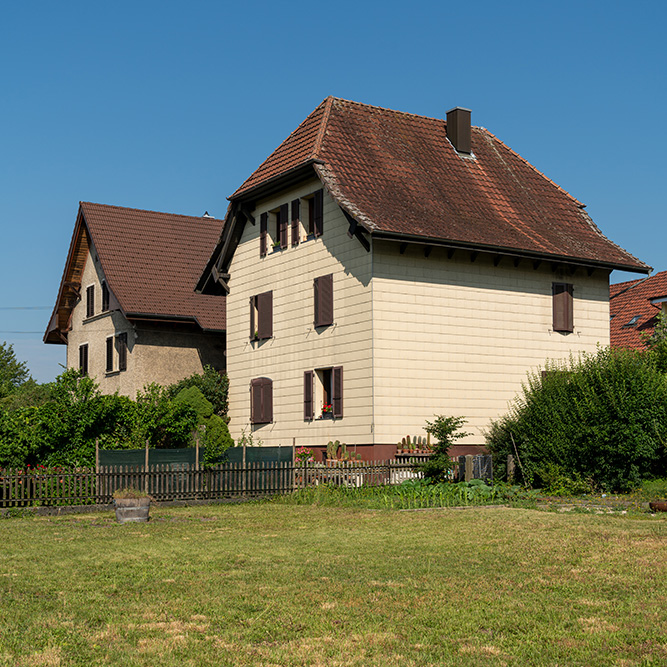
{"left": 446, "top": 107, "right": 472, "bottom": 154}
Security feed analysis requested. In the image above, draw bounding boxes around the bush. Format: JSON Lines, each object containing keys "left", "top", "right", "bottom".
{"left": 486, "top": 347, "right": 667, "bottom": 492}
{"left": 167, "top": 366, "right": 228, "bottom": 418}
{"left": 421, "top": 415, "right": 470, "bottom": 483}
{"left": 173, "top": 386, "right": 233, "bottom": 464}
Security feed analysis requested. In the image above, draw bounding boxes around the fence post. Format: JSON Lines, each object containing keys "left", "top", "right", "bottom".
{"left": 145, "top": 439, "right": 149, "bottom": 493}
{"left": 242, "top": 445, "right": 246, "bottom": 495}
{"left": 507, "top": 454, "right": 515, "bottom": 483}
{"left": 464, "top": 455, "right": 473, "bottom": 482}
{"left": 95, "top": 439, "right": 100, "bottom": 501}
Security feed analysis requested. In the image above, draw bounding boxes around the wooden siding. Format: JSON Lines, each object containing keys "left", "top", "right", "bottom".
{"left": 370, "top": 240, "right": 611, "bottom": 445}
{"left": 226, "top": 178, "right": 373, "bottom": 447}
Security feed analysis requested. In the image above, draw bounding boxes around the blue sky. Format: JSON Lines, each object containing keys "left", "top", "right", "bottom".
{"left": 1, "top": 0, "right": 665, "bottom": 382}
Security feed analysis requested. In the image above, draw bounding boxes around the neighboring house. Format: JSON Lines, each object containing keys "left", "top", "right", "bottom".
{"left": 45, "top": 202, "right": 226, "bottom": 396}
{"left": 197, "top": 96, "right": 649, "bottom": 458}
{"left": 610, "top": 271, "right": 667, "bottom": 349}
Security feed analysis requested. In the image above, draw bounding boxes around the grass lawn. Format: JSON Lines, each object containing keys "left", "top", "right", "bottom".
{"left": 1, "top": 501, "right": 667, "bottom": 666}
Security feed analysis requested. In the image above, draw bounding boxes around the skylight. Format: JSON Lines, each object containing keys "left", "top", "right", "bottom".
{"left": 628, "top": 315, "right": 640, "bottom": 326}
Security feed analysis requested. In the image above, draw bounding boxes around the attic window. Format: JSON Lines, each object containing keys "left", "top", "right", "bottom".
{"left": 627, "top": 315, "right": 640, "bottom": 326}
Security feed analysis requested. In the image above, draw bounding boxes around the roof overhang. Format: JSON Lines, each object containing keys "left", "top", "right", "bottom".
{"left": 370, "top": 230, "right": 652, "bottom": 275}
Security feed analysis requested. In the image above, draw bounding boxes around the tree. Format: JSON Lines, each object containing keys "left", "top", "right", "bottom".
{"left": 0, "top": 342, "right": 30, "bottom": 399}
{"left": 421, "top": 415, "right": 471, "bottom": 483}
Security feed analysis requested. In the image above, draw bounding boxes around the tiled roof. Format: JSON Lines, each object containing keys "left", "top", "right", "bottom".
{"left": 610, "top": 271, "right": 667, "bottom": 349}
{"left": 47, "top": 203, "right": 225, "bottom": 340}
{"left": 232, "top": 97, "right": 648, "bottom": 272}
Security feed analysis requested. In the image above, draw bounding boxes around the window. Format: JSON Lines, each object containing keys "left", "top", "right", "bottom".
{"left": 106, "top": 337, "right": 114, "bottom": 373}
{"left": 86, "top": 285, "right": 95, "bottom": 318}
{"left": 102, "top": 281, "right": 110, "bottom": 312}
{"left": 314, "top": 274, "right": 334, "bottom": 327}
{"left": 305, "top": 366, "right": 342, "bottom": 419}
{"left": 250, "top": 377, "right": 273, "bottom": 424}
{"left": 307, "top": 189, "right": 324, "bottom": 237}
{"left": 118, "top": 332, "right": 128, "bottom": 371}
{"left": 79, "top": 344, "right": 88, "bottom": 375}
{"left": 552, "top": 283, "right": 573, "bottom": 333}
{"left": 291, "top": 199, "right": 300, "bottom": 247}
{"left": 250, "top": 291, "right": 273, "bottom": 340}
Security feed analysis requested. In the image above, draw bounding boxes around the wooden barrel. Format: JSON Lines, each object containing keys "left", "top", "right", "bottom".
{"left": 114, "top": 497, "right": 150, "bottom": 523}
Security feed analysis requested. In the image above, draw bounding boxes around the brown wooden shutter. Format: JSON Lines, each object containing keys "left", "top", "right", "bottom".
{"left": 553, "top": 283, "right": 574, "bottom": 333}
{"left": 314, "top": 274, "right": 333, "bottom": 327}
{"left": 250, "top": 378, "right": 262, "bottom": 423}
{"left": 332, "top": 366, "right": 343, "bottom": 418}
{"left": 257, "top": 291, "right": 272, "bottom": 339}
{"left": 106, "top": 337, "right": 114, "bottom": 373}
{"left": 262, "top": 378, "right": 273, "bottom": 423}
{"left": 279, "top": 203, "right": 288, "bottom": 249}
{"left": 313, "top": 189, "right": 324, "bottom": 237}
{"left": 291, "top": 199, "right": 300, "bottom": 247}
{"left": 86, "top": 285, "right": 95, "bottom": 318}
{"left": 118, "top": 332, "right": 127, "bottom": 371}
{"left": 101, "top": 281, "right": 109, "bottom": 312}
{"left": 251, "top": 377, "right": 273, "bottom": 424}
{"left": 79, "top": 344, "right": 88, "bottom": 375}
{"left": 260, "top": 212, "right": 268, "bottom": 257}
{"left": 250, "top": 295, "right": 256, "bottom": 340}
{"left": 304, "top": 370, "right": 314, "bottom": 420}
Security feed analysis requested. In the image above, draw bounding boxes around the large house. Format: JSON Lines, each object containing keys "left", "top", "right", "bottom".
{"left": 45, "top": 202, "right": 226, "bottom": 396}
{"left": 610, "top": 271, "right": 667, "bottom": 349}
{"left": 197, "top": 97, "right": 649, "bottom": 457}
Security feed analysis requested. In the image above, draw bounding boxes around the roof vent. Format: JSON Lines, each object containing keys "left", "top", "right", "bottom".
{"left": 203, "top": 211, "right": 212, "bottom": 218}
{"left": 446, "top": 107, "right": 472, "bottom": 154}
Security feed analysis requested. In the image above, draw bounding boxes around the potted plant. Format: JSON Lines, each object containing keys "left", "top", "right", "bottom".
{"left": 321, "top": 403, "right": 333, "bottom": 419}
{"left": 113, "top": 487, "right": 151, "bottom": 524}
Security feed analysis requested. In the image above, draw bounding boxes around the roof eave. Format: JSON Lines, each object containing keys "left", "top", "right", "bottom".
{"left": 229, "top": 160, "right": 323, "bottom": 204}
{"left": 370, "top": 230, "right": 652, "bottom": 274}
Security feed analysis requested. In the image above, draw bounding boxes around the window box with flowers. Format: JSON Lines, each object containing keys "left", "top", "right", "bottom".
{"left": 319, "top": 404, "right": 333, "bottom": 420}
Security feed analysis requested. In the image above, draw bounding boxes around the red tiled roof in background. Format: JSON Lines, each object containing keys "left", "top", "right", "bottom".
{"left": 232, "top": 97, "right": 648, "bottom": 272}
{"left": 610, "top": 271, "right": 667, "bottom": 349}
{"left": 46, "top": 203, "right": 225, "bottom": 342}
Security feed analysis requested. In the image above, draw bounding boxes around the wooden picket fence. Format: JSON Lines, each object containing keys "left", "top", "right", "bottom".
{"left": 0, "top": 460, "right": 424, "bottom": 508}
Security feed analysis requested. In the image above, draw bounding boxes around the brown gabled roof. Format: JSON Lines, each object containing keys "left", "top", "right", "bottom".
{"left": 231, "top": 97, "right": 648, "bottom": 272}
{"left": 45, "top": 203, "right": 225, "bottom": 343}
{"left": 610, "top": 271, "right": 667, "bottom": 349}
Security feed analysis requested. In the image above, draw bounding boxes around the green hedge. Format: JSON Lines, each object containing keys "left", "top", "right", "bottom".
{"left": 486, "top": 347, "right": 667, "bottom": 492}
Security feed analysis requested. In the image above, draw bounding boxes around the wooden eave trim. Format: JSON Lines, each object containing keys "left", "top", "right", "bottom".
{"left": 370, "top": 231, "right": 650, "bottom": 275}
{"left": 229, "top": 160, "right": 323, "bottom": 205}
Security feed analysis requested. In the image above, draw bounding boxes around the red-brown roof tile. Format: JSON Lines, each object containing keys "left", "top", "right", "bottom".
{"left": 232, "top": 97, "right": 648, "bottom": 272}
{"left": 46, "top": 203, "right": 225, "bottom": 341}
{"left": 610, "top": 271, "right": 667, "bottom": 349}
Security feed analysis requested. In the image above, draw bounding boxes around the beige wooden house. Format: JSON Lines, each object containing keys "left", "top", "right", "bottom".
{"left": 45, "top": 202, "right": 226, "bottom": 396}
{"left": 197, "top": 97, "right": 649, "bottom": 457}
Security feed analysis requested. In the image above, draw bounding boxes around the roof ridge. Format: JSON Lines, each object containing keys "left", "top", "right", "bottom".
{"left": 327, "top": 96, "right": 466, "bottom": 125}
{"left": 312, "top": 95, "right": 334, "bottom": 157}
{"left": 79, "top": 201, "right": 224, "bottom": 222}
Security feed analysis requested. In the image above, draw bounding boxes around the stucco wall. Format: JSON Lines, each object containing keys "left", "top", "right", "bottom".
{"left": 67, "top": 246, "right": 225, "bottom": 397}
{"left": 371, "top": 240, "right": 611, "bottom": 445}
{"left": 225, "top": 178, "right": 373, "bottom": 446}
